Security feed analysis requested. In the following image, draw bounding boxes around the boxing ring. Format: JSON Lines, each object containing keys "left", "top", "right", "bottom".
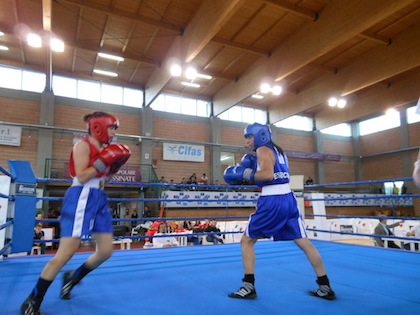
{"left": 1, "top": 161, "right": 420, "bottom": 314}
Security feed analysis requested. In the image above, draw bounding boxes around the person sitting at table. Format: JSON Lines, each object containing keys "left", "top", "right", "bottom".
{"left": 373, "top": 216, "right": 404, "bottom": 248}
{"left": 152, "top": 223, "right": 179, "bottom": 248}
{"left": 204, "top": 220, "right": 224, "bottom": 245}
{"left": 404, "top": 224, "right": 420, "bottom": 250}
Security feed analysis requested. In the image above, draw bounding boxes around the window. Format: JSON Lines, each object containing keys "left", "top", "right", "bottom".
{"left": 407, "top": 105, "right": 420, "bottom": 124}
{"left": 0, "top": 66, "right": 22, "bottom": 89}
{"left": 123, "top": 88, "right": 143, "bottom": 107}
{"left": 22, "top": 71, "right": 45, "bottom": 92}
{"left": 320, "top": 123, "right": 351, "bottom": 137}
{"left": 53, "top": 75, "right": 77, "bottom": 98}
{"left": 77, "top": 80, "right": 100, "bottom": 102}
{"left": 359, "top": 111, "right": 400, "bottom": 136}
{"left": 218, "top": 105, "right": 267, "bottom": 124}
{"left": 274, "top": 115, "right": 313, "bottom": 131}
{"left": 101, "top": 84, "right": 123, "bottom": 105}
{"left": 150, "top": 93, "right": 210, "bottom": 117}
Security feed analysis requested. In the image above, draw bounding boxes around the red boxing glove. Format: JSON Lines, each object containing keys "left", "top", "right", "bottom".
{"left": 93, "top": 144, "right": 128, "bottom": 173}
{"left": 109, "top": 144, "right": 131, "bottom": 174}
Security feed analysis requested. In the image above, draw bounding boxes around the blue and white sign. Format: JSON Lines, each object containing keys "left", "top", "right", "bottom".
{"left": 163, "top": 142, "right": 204, "bottom": 162}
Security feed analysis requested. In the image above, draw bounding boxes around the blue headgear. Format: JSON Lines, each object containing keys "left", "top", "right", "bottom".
{"left": 244, "top": 123, "right": 272, "bottom": 150}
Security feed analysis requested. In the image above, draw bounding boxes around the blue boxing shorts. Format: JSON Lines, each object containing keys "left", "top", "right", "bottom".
{"left": 245, "top": 192, "right": 307, "bottom": 241}
{"left": 60, "top": 185, "right": 113, "bottom": 238}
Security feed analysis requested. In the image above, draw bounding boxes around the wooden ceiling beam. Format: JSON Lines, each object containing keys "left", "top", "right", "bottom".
{"left": 212, "top": 0, "right": 415, "bottom": 116}
{"left": 58, "top": 0, "right": 182, "bottom": 33}
{"left": 315, "top": 69, "right": 420, "bottom": 130}
{"left": 144, "top": 0, "right": 244, "bottom": 106}
{"left": 264, "top": 0, "right": 316, "bottom": 20}
{"left": 269, "top": 20, "right": 420, "bottom": 123}
{"left": 211, "top": 37, "right": 269, "bottom": 57}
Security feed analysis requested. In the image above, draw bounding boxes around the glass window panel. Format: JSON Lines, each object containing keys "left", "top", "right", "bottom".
{"left": 150, "top": 94, "right": 165, "bottom": 111}
{"left": 229, "top": 106, "right": 242, "bottom": 122}
{"left": 218, "top": 110, "right": 229, "bottom": 121}
{"left": 359, "top": 111, "right": 400, "bottom": 136}
{"left": 407, "top": 105, "right": 420, "bottom": 124}
{"left": 181, "top": 97, "right": 196, "bottom": 115}
{"left": 242, "top": 107, "right": 255, "bottom": 123}
{"left": 165, "top": 94, "right": 181, "bottom": 113}
{"left": 77, "top": 80, "right": 100, "bottom": 102}
{"left": 0, "top": 66, "right": 22, "bottom": 89}
{"left": 22, "top": 71, "right": 45, "bottom": 92}
{"left": 52, "top": 75, "right": 77, "bottom": 98}
{"left": 123, "top": 88, "right": 143, "bottom": 107}
{"left": 101, "top": 84, "right": 123, "bottom": 105}
{"left": 197, "top": 100, "right": 209, "bottom": 117}
{"left": 255, "top": 109, "right": 266, "bottom": 124}
{"left": 320, "top": 123, "right": 351, "bottom": 137}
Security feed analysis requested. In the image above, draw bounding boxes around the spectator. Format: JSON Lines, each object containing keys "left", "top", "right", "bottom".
{"left": 200, "top": 173, "right": 209, "bottom": 185}
{"left": 373, "top": 216, "right": 404, "bottom": 248}
{"left": 152, "top": 223, "right": 179, "bottom": 248}
{"left": 131, "top": 210, "right": 138, "bottom": 229}
{"left": 392, "top": 184, "right": 399, "bottom": 195}
{"left": 159, "top": 176, "right": 168, "bottom": 183}
{"left": 143, "top": 206, "right": 151, "bottom": 218}
{"left": 204, "top": 220, "right": 224, "bottom": 244}
{"left": 404, "top": 224, "right": 420, "bottom": 250}
{"left": 305, "top": 176, "right": 314, "bottom": 185}
{"left": 144, "top": 220, "right": 162, "bottom": 245}
{"left": 31, "top": 223, "right": 46, "bottom": 255}
{"left": 183, "top": 220, "right": 192, "bottom": 230}
{"left": 189, "top": 173, "right": 198, "bottom": 184}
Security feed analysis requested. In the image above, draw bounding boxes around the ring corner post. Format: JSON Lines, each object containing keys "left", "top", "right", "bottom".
{"left": 7, "top": 160, "right": 37, "bottom": 254}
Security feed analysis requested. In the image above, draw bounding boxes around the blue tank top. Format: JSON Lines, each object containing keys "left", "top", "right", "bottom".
{"left": 255, "top": 144, "right": 290, "bottom": 187}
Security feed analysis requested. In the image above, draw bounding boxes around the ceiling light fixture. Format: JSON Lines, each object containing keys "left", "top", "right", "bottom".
{"left": 98, "top": 52, "right": 124, "bottom": 62}
{"left": 170, "top": 64, "right": 182, "bottom": 77}
{"left": 181, "top": 81, "right": 200, "bottom": 88}
{"left": 328, "top": 97, "right": 346, "bottom": 108}
{"left": 196, "top": 73, "right": 212, "bottom": 80}
{"left": 93, "top": 69, "right": 118, "bottom": 77}
{"left": 252, "top": 94, "right": 264, "bottom": 99}
{"left": 185, "top": 67, "right": 197, "bottom": 80}
{"left": 260, "top": 83, "right": 282, "bottom": 96}
{"left": 0, "top": 45, "right": 9, "bottom": 51}
{"left": 50, "top": 38, "right": 64, "bottom": 52}
{"left": 27, "top": 33, "right": 42, "bottom": 48}
{"left": 0, "top": 31, "right": 4, "bottom": 36}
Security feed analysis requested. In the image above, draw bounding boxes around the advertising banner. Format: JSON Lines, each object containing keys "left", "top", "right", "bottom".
{"left": 163, "top": 143, "right": 204, "bottom": 162}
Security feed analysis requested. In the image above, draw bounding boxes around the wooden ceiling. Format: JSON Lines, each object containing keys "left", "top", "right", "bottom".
{"left": 1, "top": 0, "right": 420, "bottom": 129}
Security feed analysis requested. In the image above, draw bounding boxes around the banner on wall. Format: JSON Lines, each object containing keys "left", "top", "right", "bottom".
{"left": 163, "top": 143, "right": 204, "bottom": 162}
{"left": 161, "top": 190, "right": 259, "bottom": 208}
{"left": 0, "top": 124, "right": 22, "bottom": 146}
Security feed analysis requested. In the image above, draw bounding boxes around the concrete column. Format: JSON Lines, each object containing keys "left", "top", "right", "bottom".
{"left": 210, "top": 116, "right": 222, "bottom": 184}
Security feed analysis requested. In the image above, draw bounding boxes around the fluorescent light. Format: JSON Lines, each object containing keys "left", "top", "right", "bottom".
{"left": 0, "top": 31, "right": 4, "bottom": 36}
{"left": 98, "top": 52, "right": 124, "bottom": 62}
{"left": 252, "top": 94, "right": 264, "bottom": 99}
{"left": 27, "top": 33, "right": 42, "bottom": 48}
{"left": 196, "top": 73, "right": 212, "bottom": 80}
{"left": 181, "top": 81, "right": 200, "bottom": 88}
{"left": 50, "top": 38, "right": 64, "bottom": 52}
{"left": 93, "top": 69, "right": 118, "bottom": 77}
{"left": 0, "top": 45, "right": 9, "bottom": 51}
{"left": 221, "top": 156, "right": 230, "bottom": 161}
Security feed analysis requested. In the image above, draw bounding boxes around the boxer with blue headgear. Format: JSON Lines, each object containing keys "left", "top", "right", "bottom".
{"left": 243, "top": 123, "right": 272, "bottom": 150}
{"left": 224, "top": 121, "right": 336, "bottom": 302}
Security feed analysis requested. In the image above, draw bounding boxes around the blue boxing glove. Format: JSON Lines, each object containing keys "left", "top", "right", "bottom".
{"left": 223, "top": 166, "right": 255, "bottom": 185}
{"left": 241, "top": 154, "right": 257, "bottom": 169}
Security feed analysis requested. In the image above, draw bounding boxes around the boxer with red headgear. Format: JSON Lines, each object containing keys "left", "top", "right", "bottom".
{"left": 21, "top": 111, "right": 130, "bottom": 315}
{"left": 86, "top": 112, "right": 119, "bottom": 145}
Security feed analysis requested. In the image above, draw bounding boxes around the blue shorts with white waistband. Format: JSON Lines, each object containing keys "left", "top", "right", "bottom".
{"left": 246, "top": 192, "right": 307, "bottom": 241}
{"left": 60, "top": 185, "right": 113, "bottom": 238}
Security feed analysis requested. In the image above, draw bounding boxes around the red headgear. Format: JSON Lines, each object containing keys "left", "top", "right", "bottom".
{"left": 88, "top": 114, "right": 119, "bottom": 144}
